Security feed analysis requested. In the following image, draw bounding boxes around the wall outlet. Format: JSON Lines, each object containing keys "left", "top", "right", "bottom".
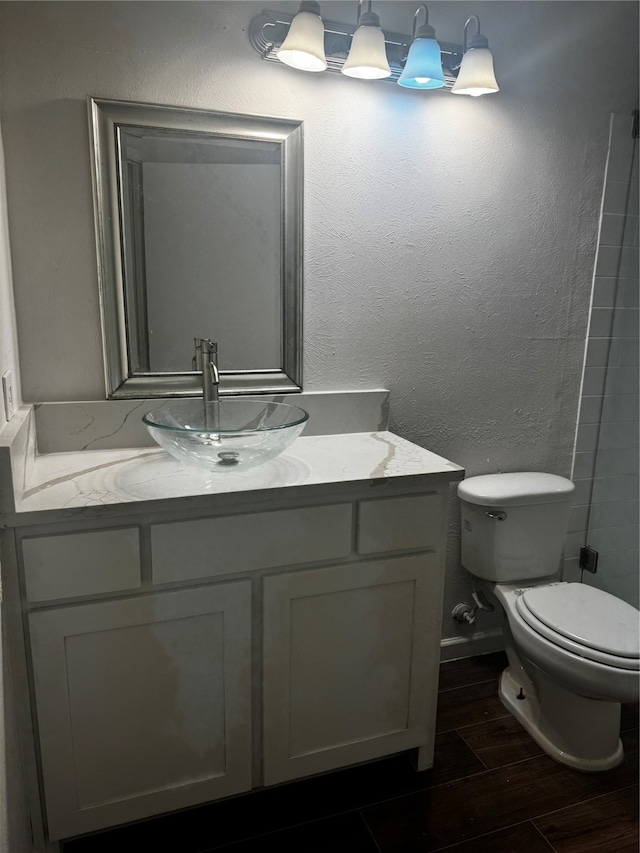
{"left": 2, "top": 370, "right": 16, "bottom": 421}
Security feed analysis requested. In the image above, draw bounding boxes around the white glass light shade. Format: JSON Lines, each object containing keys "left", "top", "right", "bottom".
{"left": 342, "top": 24, "right": 391, "bottom": 79}
{"left": 452, "top": 47, "right": 499, "bottom": 96}
{"left": 397, "top": 36, "right": 445, "bottom": 89}
{"left": 277, "top": 8, "right": 327, "bottom": 72}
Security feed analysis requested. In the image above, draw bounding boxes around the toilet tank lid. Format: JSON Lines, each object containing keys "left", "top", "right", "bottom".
{"left": 458, "top": 472, "right": 575, "bottom": 507}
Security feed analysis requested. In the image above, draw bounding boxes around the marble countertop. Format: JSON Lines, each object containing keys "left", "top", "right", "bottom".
{"left": 6, "top": 429, "right": 464, "bottom": 525}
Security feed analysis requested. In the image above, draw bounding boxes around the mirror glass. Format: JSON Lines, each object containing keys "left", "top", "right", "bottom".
{"left": 89, "top": 99, "right": 303, "bottom": 398}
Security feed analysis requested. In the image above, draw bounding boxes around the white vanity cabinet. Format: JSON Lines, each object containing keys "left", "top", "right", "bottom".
{"left": 262, "top": 553, "right": 442, "bottom": 785}
{"left": 28, "top": 582, "right": 253, "bottom": 840}
{"left": 12, "top": 474, "right": 459, "bottom": 847}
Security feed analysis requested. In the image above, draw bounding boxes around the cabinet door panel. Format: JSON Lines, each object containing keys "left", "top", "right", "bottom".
{"left": 288, "top": 582, "right": 415, "bottom": 754}
{"left": 29, "top": 583, "right": 251, "bottom": 840}
{"left": 263, "top": 554, "right": 443, "bottom": 784}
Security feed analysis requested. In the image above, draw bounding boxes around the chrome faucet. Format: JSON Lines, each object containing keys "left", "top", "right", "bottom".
{"left": 194, "top": 338, "right": 220, "bottom": 403}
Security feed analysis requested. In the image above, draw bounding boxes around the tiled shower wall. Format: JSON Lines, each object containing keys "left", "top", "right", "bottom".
{"left": 565, "top": 113, "right": 639, "bottom": 607}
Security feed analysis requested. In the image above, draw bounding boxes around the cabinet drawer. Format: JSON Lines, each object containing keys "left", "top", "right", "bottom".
{"left": 22, "top": 528, "right": 141, "bottom": 603}
{"left": 357, "top": 494, "right": 442, "bottom": 555}
{"left": 151, "top": 503, "right": 353, "bottom": 584}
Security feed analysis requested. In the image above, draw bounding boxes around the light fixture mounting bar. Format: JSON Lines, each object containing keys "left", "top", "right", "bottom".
{"left": 249, "top": 9, "right": 463, "bottom": 86}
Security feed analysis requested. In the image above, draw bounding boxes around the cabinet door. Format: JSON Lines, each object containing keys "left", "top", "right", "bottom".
{"left": 263, "top": 554, "right": 443, "bottom": 785}
{"left": 29, "top": 582, "right": 252, "bottom": 840}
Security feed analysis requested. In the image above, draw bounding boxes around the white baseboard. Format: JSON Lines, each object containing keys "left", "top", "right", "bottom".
{"left": 440, "top": 628, "right": 504, "bottom": 662}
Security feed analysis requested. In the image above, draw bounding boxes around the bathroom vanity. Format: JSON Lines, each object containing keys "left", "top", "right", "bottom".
{"left": 0, "top": 407, "right": 463, "bottom": 847}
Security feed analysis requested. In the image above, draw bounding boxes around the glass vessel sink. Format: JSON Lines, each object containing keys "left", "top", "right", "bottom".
{"left": 143, "top": 399, "right": 309, "bottom": 471}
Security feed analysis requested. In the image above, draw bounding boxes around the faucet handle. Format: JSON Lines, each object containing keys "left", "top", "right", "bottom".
{"left": 194, "top": 338, "right": 217, "bottom": 371}
{"left": 194, "top": 337, "right": 217, "bottom": 352}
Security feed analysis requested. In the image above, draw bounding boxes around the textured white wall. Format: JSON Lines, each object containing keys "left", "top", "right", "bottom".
{"left": 0, "top": 1, "right": 638, "bottom": 640}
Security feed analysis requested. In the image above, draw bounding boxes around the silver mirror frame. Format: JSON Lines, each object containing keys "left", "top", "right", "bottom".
{"left": 88, "top": 97, "right": 303, "bottom": 399}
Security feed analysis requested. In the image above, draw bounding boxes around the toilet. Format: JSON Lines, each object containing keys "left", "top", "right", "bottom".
{"left": 458, "top": 472, "right": 640, "bottom": 772}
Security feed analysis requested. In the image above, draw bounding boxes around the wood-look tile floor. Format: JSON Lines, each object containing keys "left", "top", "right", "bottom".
{"left": 63, "top": 652, "right": 639, "bottom": 852}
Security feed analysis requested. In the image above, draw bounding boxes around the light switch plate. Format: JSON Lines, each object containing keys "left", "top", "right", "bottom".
{"left": 2, "top": 370, "right": 15, "bottom": 421}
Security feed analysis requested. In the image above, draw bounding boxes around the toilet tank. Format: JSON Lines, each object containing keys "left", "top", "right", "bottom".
{"left": 458, "top": 473, "right": 575, "bottom": 582}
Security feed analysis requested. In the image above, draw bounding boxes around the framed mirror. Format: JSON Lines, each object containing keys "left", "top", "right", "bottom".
{"left": 88, "top": 98, "right": 303, "bottom": 399}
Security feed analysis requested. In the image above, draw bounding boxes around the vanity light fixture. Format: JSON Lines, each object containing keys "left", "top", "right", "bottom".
{"left": 397, "top": 4, "right": 445, "bottom": 89}
{"left": 342, "top": 1, "right": 391, "bottom": 80}
{"left": 276, "top": 0, "right": 327, "bottom": 73}
{"left": 249, "top": 9, "right": 473, "bottom": 91}
{"left": 451, "top": 15, "right": 499, "bottom": 96}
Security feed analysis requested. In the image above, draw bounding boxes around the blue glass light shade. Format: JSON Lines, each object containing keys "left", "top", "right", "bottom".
{"left": 398, "top": 37, "right": 445, "bottom": 89}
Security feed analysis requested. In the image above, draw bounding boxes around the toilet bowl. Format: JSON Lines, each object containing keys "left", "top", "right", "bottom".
{"left": 458, "top": 472, "right": 640, "bottom": 772}
{"left": 490, "top": 580, "right": 638, "bottom": 770}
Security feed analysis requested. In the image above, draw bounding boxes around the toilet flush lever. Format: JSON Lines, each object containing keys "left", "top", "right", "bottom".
{"left": 485, "top": 510, "right": 507, "bottom": 521}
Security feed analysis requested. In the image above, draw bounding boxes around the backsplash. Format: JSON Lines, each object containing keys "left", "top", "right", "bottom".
{"left": 33, "top": 390, "right": 390, "bottom": 453}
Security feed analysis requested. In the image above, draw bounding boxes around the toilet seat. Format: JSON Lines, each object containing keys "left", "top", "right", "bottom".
{"left": 515, "top": 583, "right": 640, "bottom": 672}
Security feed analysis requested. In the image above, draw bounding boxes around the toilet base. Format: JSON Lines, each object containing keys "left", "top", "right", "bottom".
{"left": 499, "top": 666, "right": 624, "bottom": 772}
